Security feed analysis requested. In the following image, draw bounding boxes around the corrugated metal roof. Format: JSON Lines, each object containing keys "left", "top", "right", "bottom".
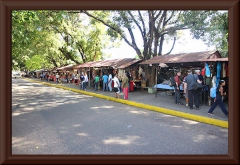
{"left": 200, "top": 57, "right": 228, "bottom": 62}
{"left": 75, "top": 61, "right": 99, "bottom": 68}
{"left": 57, "top": 64, "right": 78, "bottom": 70}
{"left": 117, "top": 59, "right": 142, "bottom": 69}
{"left": 139, "top": 50, "right": 221, "bottom": 65}
{"left": 75, "top": 58, "right": 141, "bottom": 69}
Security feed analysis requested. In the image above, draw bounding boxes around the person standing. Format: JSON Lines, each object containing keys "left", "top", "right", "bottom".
{"left": 183, "top": 75, "right": 189, "bottom": 107}
{"left": 113, "top": 74, "right": 120, "bottom": 98}
{"left": 196, "top": 70, "right": 204, "bottom": 105}
{"left": 108, "top": 73, "right": 113, "bottom": 92}
{"left": 56, "top": 73, "right": 59, "bottom": 83}
{"left": 40, "top": 72, "right": 43, "bottom": 80}
{"left": 121, "top": 73, "right": 129, "bottom": 100}
{"left": 66, "top": 73, "right": 69, "bottom": 83}
{"left": 83, "top": 72, "right": 88, "bottom": 90}
{"left": 102, "top": 72, "right": 109, "bottom": 91}
{"left": 119, "top": 77, "right": 122, "bottom": 93}
{"left": 174, "top": 71, "right": 183, "bottom": 105}
{"left": 45, "top": 73, "right": 49, "bottom": 81}
{"left": 71, "top": 73, "right": 75, "bottom": 83}
{"left": 80, "top": 73, "right": 85, "bottom": 89}
{"left": 184, "top": 70, "right": 201, "bottom": 110}
{"left": 94, "top": 74, "right": 100, "bottom": 91}
{"left": 208, "top": 80, "right": 228, "bottom": 117}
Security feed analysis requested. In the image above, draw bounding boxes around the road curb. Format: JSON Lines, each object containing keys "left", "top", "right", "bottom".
{"left": 24, "top": 78, "right": 228, "bottom": 128}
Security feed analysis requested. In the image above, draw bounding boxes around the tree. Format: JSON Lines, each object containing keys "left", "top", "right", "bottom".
{"left": 12, "top": 10, "right": 115, "bottom": 71}
{"left": 80, "top": 10, "right": 218, "bottom": 86}
{"left": 191, "top": 12, "right": 228, "bottom": 57}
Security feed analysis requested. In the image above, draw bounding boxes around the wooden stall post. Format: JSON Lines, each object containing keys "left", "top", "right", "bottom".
{"left": 154, "top": 64, "right": 159, "bottom": 97}
{"left": 88, "top": 67, "right": 91, "bottom": 87}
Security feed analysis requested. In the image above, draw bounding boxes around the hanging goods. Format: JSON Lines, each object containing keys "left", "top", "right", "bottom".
{"left": 210, "top": 87, "right": 217, "bottom": 98}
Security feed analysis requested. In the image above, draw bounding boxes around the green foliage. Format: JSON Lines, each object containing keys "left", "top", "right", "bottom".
{"left": 80, "top": 10, "right": 227, "bottom": 87}
{"left": 184, "top": 11, "right": 228, "bottom": 57}
{"left": 12, "top": 10, "right": 228, "bottom": 74}
{"left": 81, "top": 10, "right": 226, "bottom": 60}
{"left": 12, "top": 10, "right": 113, "bottom": 71}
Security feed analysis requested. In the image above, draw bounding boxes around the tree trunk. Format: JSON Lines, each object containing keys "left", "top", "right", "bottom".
{"left": 143, "top": 65, "right": 156, "bottom": 87}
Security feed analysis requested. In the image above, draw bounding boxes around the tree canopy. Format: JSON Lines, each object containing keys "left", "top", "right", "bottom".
{"left": 81, "top": 10, "right": 228, "bottom": 59}
{"left": 12, "top": 10, "right": 228, "bottom": 73}
{"left": 12, "top": 10, "right": 115, "bottom": 71}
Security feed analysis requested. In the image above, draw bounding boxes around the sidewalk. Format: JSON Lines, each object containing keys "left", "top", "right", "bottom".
{"left": 24, "top": 78, "right": 228, "bottom": 128}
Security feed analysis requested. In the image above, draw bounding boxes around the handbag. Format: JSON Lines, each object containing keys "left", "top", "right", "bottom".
{"left": 192, "top": 74, "right": 203, "bottom": 90}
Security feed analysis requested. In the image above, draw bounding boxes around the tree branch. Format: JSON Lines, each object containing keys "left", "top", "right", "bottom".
{"left": 80, "top": 10, "right": 143, "bottom": 59}
{"left": 154, "top": 11, "right": 162, "bottom": 21}
{"left": 127, "top": 11, "right": 144, "bottom": 40}
{"left": 157, "top": 10, "right": 167, "bottom": 30}
{"left": 165, "top": 37, "right": 176, "bottom": 55}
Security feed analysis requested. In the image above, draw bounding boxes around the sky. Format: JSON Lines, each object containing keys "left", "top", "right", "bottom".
{"left": 104, "top": 29, "right": 216, "bottom": 60}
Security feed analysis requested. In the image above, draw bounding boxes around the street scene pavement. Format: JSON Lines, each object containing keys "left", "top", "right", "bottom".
{"left": 27, "top": 77, "right": 229, "bottom": 122}
{"left": 12, "top": 78, "right": 228, "bottom": 154}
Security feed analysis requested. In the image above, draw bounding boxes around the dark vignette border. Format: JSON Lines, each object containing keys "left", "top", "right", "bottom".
{"left": 0, "top": 0, "right": 239, "bottom": 164}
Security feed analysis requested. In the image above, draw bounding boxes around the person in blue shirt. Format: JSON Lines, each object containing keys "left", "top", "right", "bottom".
{"left": 208, "top": 80, "right": 228, "bottom": 117}
{"left": 102, "top": 72, "right": 109, "bottom": 92}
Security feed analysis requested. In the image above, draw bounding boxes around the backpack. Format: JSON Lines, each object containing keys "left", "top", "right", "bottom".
{"left": 169, "top": 76, "right": 176, "bottom": 87}
{"left": 210, "top": 87, "right": 217, "bottom": 98}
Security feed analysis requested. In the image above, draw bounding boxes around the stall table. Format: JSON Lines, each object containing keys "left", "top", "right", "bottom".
{"left": 153, "top": 83, "right": 183, "bottom": 98}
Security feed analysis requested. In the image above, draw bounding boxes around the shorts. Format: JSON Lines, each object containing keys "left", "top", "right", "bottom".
{"left": 113, "top": 87, "right": 119, "bottom": 93}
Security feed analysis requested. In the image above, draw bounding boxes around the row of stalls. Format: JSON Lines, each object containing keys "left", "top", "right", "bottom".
{"left": 139, "top": 50, "right": 229, "bottom": 105}
{"left": 33, "top": 58, "right": 145, "bottom": 90}
{"left": 76, "top": 58, "right": 149, "bottom": 91}
{"left": 30, "top": 50, "right": 228, "bottom": 102}
{"left": 74, "top": 58, "right": 143, "bottom": 88}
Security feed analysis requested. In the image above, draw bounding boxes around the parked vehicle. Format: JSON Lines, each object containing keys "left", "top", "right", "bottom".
{"left": 12, "top": 71, "right": 21, "bottom": 78}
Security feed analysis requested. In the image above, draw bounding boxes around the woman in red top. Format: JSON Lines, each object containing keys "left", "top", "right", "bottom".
{"left": 174, "top": 71, "right": 183, "bottom": 105}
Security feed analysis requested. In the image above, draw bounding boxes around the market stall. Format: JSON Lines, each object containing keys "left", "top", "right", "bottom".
{"left": 139, "top": 50, "right": 225, "bottom": 103}
{"left": 74, "top": 58, "right": 142, "bottom": 89}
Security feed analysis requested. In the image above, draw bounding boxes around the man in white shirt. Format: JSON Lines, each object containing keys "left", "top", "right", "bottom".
{"left": 113, "top": 74, "right": 120, "bottom": 98}
{"left": 108, "top": 73, "right": 113, "bottom": 92}
{"left": 83, "top": 72, "right": 88, "bottom": 90}
{"left": 56, "top": 73, "right": 59, "bottom": 83}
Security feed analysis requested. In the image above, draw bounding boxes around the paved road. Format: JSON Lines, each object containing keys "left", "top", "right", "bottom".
{"left": 12, "top": 79, "right": 228, "bottom": 154}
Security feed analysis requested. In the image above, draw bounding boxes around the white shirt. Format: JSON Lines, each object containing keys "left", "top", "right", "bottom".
{"left": 84, "top": 75, "right": 88, "bottom": 82}
{"left": 212, "top": 76, "right": 216, "bottom": 87}
{"left": 108, "top": 74, "right": 112, "bottom": 82}
{"left": 113, "top": 77, "right": 120, "bottom": 88}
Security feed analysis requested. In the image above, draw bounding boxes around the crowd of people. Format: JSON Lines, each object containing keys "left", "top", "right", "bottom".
{"left": 92, "top": 72, "right": 129, "bottom": 100}
{"left": 40, "top": 71, "right": 130, "bottom": 100}
{"left": 37, "top": 69, "right": 228, "bottom": 118}
{"left": 172, "top": 69, "right": 228, "bottom": 118}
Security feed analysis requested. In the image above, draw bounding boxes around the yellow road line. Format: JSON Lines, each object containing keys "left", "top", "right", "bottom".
{"left": 24, "top": 78, "right": 228, "bottom": 128}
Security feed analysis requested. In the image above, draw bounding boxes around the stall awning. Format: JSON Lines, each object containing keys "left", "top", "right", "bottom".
{"left": 200, "top": 58, "right": 228, "bottom": 62}
{"left": 57, "top": 64, "right": 78, "bottom": 71}
{"left": 75, "top": 58, "right": 141, "bottom": 69}
{"left": 75, "top": 61, "right": 100, "bottom": 68}
{"left": 139, "top": 50, "right": 222, "bottom": 65}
